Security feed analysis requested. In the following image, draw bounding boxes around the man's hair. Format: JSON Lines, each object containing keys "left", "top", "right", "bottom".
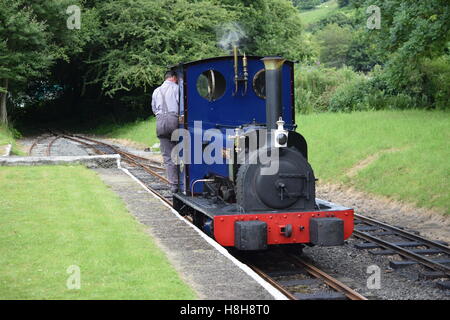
{"left": 164, "top": 70, "right": 177, "bottom": 79}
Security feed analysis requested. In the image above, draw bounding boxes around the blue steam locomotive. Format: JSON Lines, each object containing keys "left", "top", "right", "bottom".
{"left": 170, "top": 52, "right": 354, "bottom": 250}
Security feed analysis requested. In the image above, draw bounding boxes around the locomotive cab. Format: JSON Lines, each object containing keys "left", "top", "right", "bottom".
{"left": 171, "top": 53, "right": 354, "bottom": 250}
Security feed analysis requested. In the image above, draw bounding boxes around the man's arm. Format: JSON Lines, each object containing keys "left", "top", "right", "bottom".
{"left": 151, "top": 89, "right": 159, "bottom": 115}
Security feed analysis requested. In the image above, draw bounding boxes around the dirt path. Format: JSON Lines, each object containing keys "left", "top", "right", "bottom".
{"left": 317, "top": 182, "right": 450, "bottom": 243}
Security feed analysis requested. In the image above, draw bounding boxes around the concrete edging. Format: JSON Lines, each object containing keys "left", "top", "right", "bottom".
{"left": 0, "top": 154, "right": 121, "bottom": 168}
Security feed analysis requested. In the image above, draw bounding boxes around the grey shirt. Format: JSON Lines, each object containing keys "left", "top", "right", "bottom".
{"left": 151, "top": 80, "right": 180, "bottom": 116}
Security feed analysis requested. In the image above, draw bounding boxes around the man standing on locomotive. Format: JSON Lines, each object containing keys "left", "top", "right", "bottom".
{"left": 151, "top": 70, "right": 179, "bottom": 193}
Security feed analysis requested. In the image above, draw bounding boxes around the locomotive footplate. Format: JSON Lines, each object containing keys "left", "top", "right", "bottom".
{"left": 173, "top": 194, "right": 354, "bottom": 249}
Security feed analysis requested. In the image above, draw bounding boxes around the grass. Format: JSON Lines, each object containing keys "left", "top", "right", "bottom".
{"left": 88, "top": 118, "right": 158, "bottom": 148}
{"left": 0, "top": 165, "right": 196, "bottom": 299}
{"left": 298, "top": 110, "right": 450, "bottom": 214}
{"left": 299, "top": 0, "right": 339, "bottom": 26}
{"left": 0, "top": 124, "right": 24, "bottom": 155}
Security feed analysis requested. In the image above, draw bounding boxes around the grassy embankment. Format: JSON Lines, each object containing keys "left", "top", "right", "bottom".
{"left": 299, "top": 0, "right": 339, "bottom": 26}
{"left": 0, "top": 165, "right": 196, "bottom": 299}
{"left": 89, "top": 118, "right": 158, "bottom": 148}
{"left": 93, "top": 110, "right": 449, "bottom": 214}
{"left": 298, "top": 110, "right": 449, "bottom": 214}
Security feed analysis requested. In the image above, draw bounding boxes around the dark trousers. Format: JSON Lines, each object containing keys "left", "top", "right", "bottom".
{"left": 159, "top": 136, "right": 178, "bottom": 188}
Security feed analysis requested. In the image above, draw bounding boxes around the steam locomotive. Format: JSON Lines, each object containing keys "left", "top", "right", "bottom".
{"left": 171, "top": 51, "right": 354, "bottom": 250}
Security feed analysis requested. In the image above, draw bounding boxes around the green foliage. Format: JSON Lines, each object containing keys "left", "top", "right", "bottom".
{"left": 421, "top": 55, "right": 450, "bottom": 110}
{"left": 315, "top": 23, "right": 353, "bottom": 68}
{"left": 2, "top": 0, "right": 313, "bottom": 119}
{"left": 220, "top": 0, "right": 312, "bottom": 61}
{"left": 337, "top": 0, "right": 349, "bottom": 7}
{"left": 2, "top": 0, "right": 449, "bottom": 122}
{"left": 307, "top": 11, "right": 354, "bottom": 32}
{"left": 0, "top": 0, "right": 88, "bottom": 124}
{"left": 345, "top": 28, "right": 380, "bottom": 72}
{"left": 298, "top": 0, "right": 339, "bottom": 25}
{"left": 294, "top": 64, "right": 363, "bottom": 113}
{"left": 86, "top": 0, "right": 235, "bottom": 95}
{"left": 356, "top": 0, "right": 450, "bottom": 100}
{"left": 82, "top": 0, "right": 311, "bottom": 96}
{"left": 306, "top": 0, "right": 449, "bottom": 110}
{"left": 0, "top": 1, "right": 51, "bottom": 84}
{"left": 308, "top": 10, "right": 380, "bottom": 72}
{"left": 328, "top": 67, "right": 423, "bottom": 112}
{"left": 292, "top": 0, "right": 326, "bottom": 10}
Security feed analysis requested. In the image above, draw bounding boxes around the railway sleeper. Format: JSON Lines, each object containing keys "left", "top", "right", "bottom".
{"left": 419, "top": 271, "right": 448, "bottom": 280}
{"left": 355, "top": 240, "right": 449, "bottom": 250}
{"left": 278, "top": 278, "right": 322, "bottom": 287}
{"left": 294, "top": 291, "right": 347, "bottom": 300}
{"left": 389, "top": 258, "right": 450, "bottom": 269}
{"left": 370, "top": 248, "right": 445, "bottom": 256}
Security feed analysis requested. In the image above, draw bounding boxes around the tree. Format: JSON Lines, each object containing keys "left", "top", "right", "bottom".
{"left": 357, "top": 0, "right": 450, "bottom": 94}
{"left": 82, "top": 0, "right": 236, "bottom": 96}
{"left": 223, "top": 0, "right": 312, "bottom": 61}
{"left": 337, "top": 0, "right": 350, "bottom": 8}
{"left": 0, "top": 0, "right": 87, "bottom": 125}
{"left": 315, "top": 24, "right": 353, "bottom": 68}
{"left": 3, "top": 0, "right": 314, "bottom": 124}
{"left": 0, "top": 0, "right": 51, "bottom": 125}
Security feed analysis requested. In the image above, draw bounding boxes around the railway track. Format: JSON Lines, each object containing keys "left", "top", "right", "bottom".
{"left": 54, "top": 132, "right": 174, "bottom": 206}
{"left": 31, "top": 132, "right": 368, "bottom": 300}
{"left": 236, "top": 248, "right": 367, "bottom": 300}
{"left": 28, "top": 134, "right": 56, "bottom": 156}
{"left": 353, "top": 214, "right": 450, "bottom": 286}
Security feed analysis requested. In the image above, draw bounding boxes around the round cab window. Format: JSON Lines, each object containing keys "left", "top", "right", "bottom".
{"left": 197, "top": 70, "right": 226, "bottom": 101}
{"left": 253, "top": 69, "right": 266, "bottom": 99}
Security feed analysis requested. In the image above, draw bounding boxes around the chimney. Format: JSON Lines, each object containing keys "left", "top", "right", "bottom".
{"left": 261, "top": 57, "right": 286, "bottom": 131}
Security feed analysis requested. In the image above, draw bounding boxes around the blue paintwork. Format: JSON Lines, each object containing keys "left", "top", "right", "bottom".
{"left": 175, "top": 56, "right": 295, "bottom": 194}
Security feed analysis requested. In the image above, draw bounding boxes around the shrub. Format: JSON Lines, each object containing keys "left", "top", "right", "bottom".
{"left": 328, "top": 77, "right": 370, "bottom": 112}
{"left": 308, "top": 12, "right": 354, "bottom": 33}
{"left": 294, "top": 64, "right": 363, "bottom": 113}
{"left": 315, "top": 24, "right": 353, "bottom": 68}
{"left": 329, "top": 73, "right": 421, "bottom": 112}
{"left": 422, "top": 55, "right": 450, "bottom": 110}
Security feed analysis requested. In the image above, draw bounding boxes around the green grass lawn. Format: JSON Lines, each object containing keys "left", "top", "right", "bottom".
{"left": 0, "top": 165, "right": 196, "bottom": 299}
{"left": 298, "top": 110, "right": 449, "bottom": 214}
{"left": 299, "top": 0, "right": 339, "bottom": 26}
{"left": 88, "top": 118, "right": 158, "bottom": 148}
